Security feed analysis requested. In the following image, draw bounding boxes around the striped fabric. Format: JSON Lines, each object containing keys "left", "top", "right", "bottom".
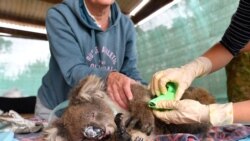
{"left": 220, "top": 0, "right": 250, "bottom": 56}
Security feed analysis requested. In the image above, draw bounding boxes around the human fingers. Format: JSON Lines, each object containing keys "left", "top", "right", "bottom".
{"left": 158, "top": 76, "right": 170, "bottom": 95}
{"left": 155, "top": 100, "right": 179, "bottom": 110}
{"left": 107, "top": 81, "right": 115, "bottom": 101}
{"left": 150, "top": 71, "right": 162, "bottom": 96}
{"left": 149, "top": 75, "right": 156, "bottom": 95}
{"left": 112, "top": 84, "right": 127, "bottom": 109}
{"left": 174, "top": 82, "right": 188, "bottom": 100}
{"left": 149, "top": 80, "right": 155, "bottom": 96}
{"left": 151, "top": 71, "right": 164, "bottom": 96}
{"left": 153, "top": 110, "right": 176, "bottom": 124}
{"left": 119, "top": 89, "right": 129, "bottom": 109}
{"left": 123, "top": 79, "right": 133, "bottom": 101}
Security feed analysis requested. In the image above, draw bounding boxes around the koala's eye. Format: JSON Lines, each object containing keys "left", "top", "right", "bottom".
{"left": 83, "top": 126, "right": 104, "bottom": 139}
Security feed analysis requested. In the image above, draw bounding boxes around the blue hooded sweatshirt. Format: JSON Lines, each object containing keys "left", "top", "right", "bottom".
{"left": 37, "top": 0, "right": 145, "bottom": 109}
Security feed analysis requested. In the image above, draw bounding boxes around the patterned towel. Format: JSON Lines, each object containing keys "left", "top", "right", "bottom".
{"left": 202, "top": 124, "right": 250, "bottom": 141}
{"left": 152, "top": 124, "right": 250, "bottom": 141}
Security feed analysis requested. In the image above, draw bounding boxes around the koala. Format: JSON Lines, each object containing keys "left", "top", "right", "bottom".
{"left": 44, "top": 75, "right": 215, "bottom": 141}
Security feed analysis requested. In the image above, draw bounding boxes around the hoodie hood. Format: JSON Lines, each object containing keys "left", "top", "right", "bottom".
{"left": 62, "top": 0, "right": 121, "bottom": 31}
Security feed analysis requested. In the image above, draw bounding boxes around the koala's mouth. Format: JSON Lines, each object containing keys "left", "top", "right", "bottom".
{"left": 83, "top": 125, "right": 108, "bottom": 140}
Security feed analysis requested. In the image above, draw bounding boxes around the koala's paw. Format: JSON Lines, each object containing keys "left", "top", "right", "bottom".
{"left": 114, "top": 113, "right": 131, "bottom": 141}
{"left": 126, "top": 105, "right": 154, "bottom": 136}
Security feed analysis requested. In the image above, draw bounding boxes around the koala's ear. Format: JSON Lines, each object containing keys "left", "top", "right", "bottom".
{"left": 68, "top": 75, "right": 105, "bottom": 105}
{"left": 68, "top": 80, "right": 93, "bottom": 105}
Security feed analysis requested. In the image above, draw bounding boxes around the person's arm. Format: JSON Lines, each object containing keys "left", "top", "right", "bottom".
{"left": 153, "top": 99, "right": 250, "bottom": 126}
{"left": 202, "top": 43, "right": 233, "bottom": 72}
{"left": 106, "top": 17, "right": 145, "bottom": 109}
{"left": 119, "top": 18, "right": 146, "bottom": 84}
{"left": 233, "top": 100, "right": 250, "bottom": 124}
{"left": 240, "top": 41, "right": 250, "bottom": 52}
{"left": 203, "top": 41, "right": 250, "bottom": 73}
{"left": 150, "top": 0, "right": 250, "bottom": 100}
{"left": 150, "top": 55, "right": 213, "bottom": 100}
{"left": 46, "top": 8, "right": 110, "bottom": 87}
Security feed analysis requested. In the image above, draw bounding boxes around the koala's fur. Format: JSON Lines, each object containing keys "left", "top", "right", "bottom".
{"left": 44, "top": 75, "right": 215, "bottom": 141}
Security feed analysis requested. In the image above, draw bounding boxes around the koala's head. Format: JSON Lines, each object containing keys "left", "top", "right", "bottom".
{"left": 60, "top": 97, "right": 116, "bottom": 141}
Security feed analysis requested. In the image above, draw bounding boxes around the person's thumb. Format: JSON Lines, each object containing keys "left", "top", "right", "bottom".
{"left": 175, "top": 83, "right": 187, "bottom": 100}
{"left": 155, "top": 100, "right": 179, "bottom": 109}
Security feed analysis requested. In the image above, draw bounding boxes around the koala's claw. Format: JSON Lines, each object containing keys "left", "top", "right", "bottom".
{"left": 134, "top": 136, "right": 144, "bottom": 141}
{"left": 114, "top": 113, "right": 131, "bottom": 141}
{"left": 125, "top": 116, "right": 153, "bottom": 136}
{"left": 125, "top": 117, "right": 140, "bottom": 130}
{"left": 142, "top": 124, "right": 153, "bottom": 136}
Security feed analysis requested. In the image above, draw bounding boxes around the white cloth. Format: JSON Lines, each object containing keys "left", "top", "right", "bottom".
{"left": 0, "top": 110, "right": 43, "bottom": 133}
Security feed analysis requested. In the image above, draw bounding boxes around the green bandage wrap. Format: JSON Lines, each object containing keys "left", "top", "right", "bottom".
{"left": 148, "top": 82, "right": 176, "bottom": 110}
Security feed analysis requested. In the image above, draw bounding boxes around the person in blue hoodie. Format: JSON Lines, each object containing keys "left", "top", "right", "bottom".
{"left": 35, "top": 0, "right": 145, "bottom": 120}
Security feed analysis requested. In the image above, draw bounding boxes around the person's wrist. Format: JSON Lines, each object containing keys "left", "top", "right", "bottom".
{"left": 106, "top": 71, "right": 117, "bottom": 81}
{"left": 199, "top": 104, "right": 210, "bottom": 124}
{"left": 208, "top": 103, "right": 234, "bottom": 126}
{"left": 181, "top": 57, "right": 212, "bottom": 78}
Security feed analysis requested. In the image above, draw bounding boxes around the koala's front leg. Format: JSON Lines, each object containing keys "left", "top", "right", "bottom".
{"left": 113, "top": 113, "right": 131, "bottom": 141}
{"left": 114, "top": 113, "right": 146, "bottom": 141}
{"left": 126, "top": 84, "right": 155, "bottom": 136}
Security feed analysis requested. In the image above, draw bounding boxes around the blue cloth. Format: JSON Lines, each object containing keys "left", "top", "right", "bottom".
{"left": 38, "top": 0, "right": 145, "bottom": 110}
{"left": 48, "top": 100, "right": 69, "bottom": 124}
{"left": 238, "top": 136, "right": 250, "bottom": 141}
{"left": 0, "top": 132, "right": 18, "bottom": 141}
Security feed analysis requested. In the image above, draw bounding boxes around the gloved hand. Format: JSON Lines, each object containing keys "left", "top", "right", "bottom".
{"left": 153, "top": 99, "right": 234, "bottom": 126}
{"left": 150, "top": 57, "right": 212, "bottom": 100}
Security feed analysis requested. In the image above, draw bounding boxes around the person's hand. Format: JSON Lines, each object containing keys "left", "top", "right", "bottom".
{"left": 107, "top": 72, "right": 136, "bottom": 109}
{"left": 153, "top": 99, "right": 233, "bottom": 126}
{"left": 150, "top": 68, "right": 194, "bottom": 100}
{"left": 150, "top": 57, "right": 212, "bottom": 100}
{"left": 153, "top": 99, "right": 210, "bottom": 124}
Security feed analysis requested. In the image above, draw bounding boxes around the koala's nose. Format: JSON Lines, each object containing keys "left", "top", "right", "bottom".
{"left": 83, "top": 126, "right": 105, "bottom": 139}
